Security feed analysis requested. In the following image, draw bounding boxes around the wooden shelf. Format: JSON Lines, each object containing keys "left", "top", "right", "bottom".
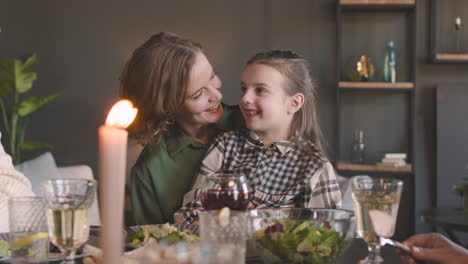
{"left": 338, "top": 81, "right": 414, "bottom": 90}
{"left": 339, "top": 0, "right": 415, "bottom": 11}
{"left": 337, "top": 162, "right": 412, "bottom": 173}
{"left": 340, "top": 0, "right": 415, "bottom": 4}
{"left": 433, "top": 53, "right": 468, "bottom": 63}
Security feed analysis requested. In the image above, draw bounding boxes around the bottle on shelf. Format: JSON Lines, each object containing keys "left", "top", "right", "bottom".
{"left": 454, "top": 17, "right": 462, "bottom": 53}
{"left": 383, "top": 40, "right": 396, "bottom": 83}
{"left": 351, "top": 129, "right": 365, "bottom": 164}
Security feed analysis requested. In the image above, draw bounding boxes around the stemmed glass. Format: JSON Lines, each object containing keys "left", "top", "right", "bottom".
{"left": 200, "top": 173, "right": 250, "bottom": 211}
{"left": 351, "top": 177, "right": 403, "bottom": 264}
{"left": 41, "top": 179, "right": 97, "bottom": 264}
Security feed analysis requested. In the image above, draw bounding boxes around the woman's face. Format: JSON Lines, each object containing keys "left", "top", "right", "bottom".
{"left": 176, "top": 52, "right": 224, "bottom": 130}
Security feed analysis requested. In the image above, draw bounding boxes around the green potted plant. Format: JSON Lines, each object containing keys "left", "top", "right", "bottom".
{"left": 0, "top": 53, "right": 58, "bottom": 164}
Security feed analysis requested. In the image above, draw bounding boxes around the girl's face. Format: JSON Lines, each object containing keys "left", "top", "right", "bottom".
{"left": 177, "top": 52, "right": 224, "bottom": 130}
{"left": 240, "top": 63, "right": 300, "bottom": 142}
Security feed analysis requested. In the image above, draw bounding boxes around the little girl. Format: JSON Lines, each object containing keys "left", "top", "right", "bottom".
{"left": 177, "top": 50, "right": 342, "bottom": 224}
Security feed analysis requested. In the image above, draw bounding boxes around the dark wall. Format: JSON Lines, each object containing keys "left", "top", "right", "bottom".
{"left": 1, "top": 0, "right": 467, "bottom": 234}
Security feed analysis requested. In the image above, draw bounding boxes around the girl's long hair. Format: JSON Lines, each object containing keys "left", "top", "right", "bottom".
{"left": 247, "top": 50, "right": 326, "bottom": 156}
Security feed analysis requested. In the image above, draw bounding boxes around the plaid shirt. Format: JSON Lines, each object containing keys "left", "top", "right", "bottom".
{"left": 175, "top": 130, "right": 342, "bottom": 224}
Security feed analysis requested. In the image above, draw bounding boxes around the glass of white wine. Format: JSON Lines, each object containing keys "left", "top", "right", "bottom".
{"left": 351, "top": 177, "right": 403, "bottom": 264}
{"left": 41, "top": 179, "right": 97, "bottom": 264}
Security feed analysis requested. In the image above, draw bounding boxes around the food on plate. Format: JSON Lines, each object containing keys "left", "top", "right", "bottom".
{"left": 128, "top": 224, "right": 198, "bottom": 248}
{"left": 251, "top": 219, "right": 345, "bottom": 264}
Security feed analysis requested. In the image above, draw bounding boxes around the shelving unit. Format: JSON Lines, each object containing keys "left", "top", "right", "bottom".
{"left": 335, "top": 0, "right": 416, "bottom": 239}
{"left": 335, "top": 0, "right": 416, "bottom": 172}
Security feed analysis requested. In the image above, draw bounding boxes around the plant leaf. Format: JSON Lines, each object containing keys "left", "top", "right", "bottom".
{"left": 18, "top": 94, "right": 59, "bottom": 117}
{"left": 20, "top": 140, "right": 53, "bottom": 151}
{"left": 15, "top": 53, "right": 38, "bottom": 94}
{"left": 22, "top": 53, "right": 38, "bottom": 70}
{"left": 0, "top": 57, "right": 37, "bottom": 94}
{"left": 14, "top": 63, "right": 37, "bottom": 93}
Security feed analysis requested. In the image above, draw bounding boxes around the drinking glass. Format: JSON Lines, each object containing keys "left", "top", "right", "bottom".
{"left": 8, "top": 197, "right": 49, "bottom": 264}
{"left": 199, "top": 210, "right": 248, "bottom": 264}
{"left": 351, "top": 177, "right": 403, "bottom": 264}
{"left": 199, "top": 173, "right": 250, "bottom": 211}
{"left": 41, "top": 179, "right": 96, "bottom": 264}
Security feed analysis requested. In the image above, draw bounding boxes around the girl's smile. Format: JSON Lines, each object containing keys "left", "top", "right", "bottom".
{"left": 242, "top": 108, "right": 261, "bottom": 118}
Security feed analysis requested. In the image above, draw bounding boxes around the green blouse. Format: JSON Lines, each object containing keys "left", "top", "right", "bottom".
{"left": 130, "top": 104, "right": 244, "bottom": 225}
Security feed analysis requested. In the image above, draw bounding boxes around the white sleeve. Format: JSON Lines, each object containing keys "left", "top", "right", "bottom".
{"left": 0, "top": 132, "right": 34, "bottom": 232}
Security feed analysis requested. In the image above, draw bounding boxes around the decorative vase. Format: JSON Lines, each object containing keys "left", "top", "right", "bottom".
{"left": 383, "top": 41, "right": 396, "bottom": 83}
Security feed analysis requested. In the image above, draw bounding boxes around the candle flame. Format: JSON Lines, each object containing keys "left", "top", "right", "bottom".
{"left": 105, "top": 100, "right": 138, "bottom": 129}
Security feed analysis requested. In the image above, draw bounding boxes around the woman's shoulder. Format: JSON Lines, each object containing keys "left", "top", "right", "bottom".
{"left": 132, "top": 138, "right": 169, "bottom": 169}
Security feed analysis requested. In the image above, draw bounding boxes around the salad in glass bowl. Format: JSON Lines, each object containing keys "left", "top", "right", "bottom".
{"left": 128, "top": 223, "right": 199, "bottom": 248}
{"left": 248, "top": 208, "right": 355, "bottom": 264}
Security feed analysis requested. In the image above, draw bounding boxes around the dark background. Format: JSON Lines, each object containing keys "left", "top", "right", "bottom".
{"left": 1, "top": 0, "right": 467, "bottom": 236}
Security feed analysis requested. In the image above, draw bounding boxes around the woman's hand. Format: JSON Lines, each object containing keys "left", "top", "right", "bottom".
{"left": 399, "top": 233, "right": 468, "bottom": 264}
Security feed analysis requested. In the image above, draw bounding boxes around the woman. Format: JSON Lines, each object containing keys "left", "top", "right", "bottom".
{"left": 120, "top": 32, "right": 243, "bottom": 225}
{"left": 0, "top": 132, "right": 35, "bottom": 232}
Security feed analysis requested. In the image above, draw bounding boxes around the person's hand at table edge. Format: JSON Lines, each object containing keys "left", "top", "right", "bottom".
{"left": 398, "top": 232, "right": 468, "bottom": 264}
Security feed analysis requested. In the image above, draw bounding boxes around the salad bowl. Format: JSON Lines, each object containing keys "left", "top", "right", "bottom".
{"left": 248, "top": 208, "right": 355, "bottom": 264}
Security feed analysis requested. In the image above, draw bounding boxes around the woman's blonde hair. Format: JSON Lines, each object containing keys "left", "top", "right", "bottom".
{"left": 246, "top": 50, "right": 326, "bottom": 156}
{"left": 120, "top": 32, "right": 202, "bottom": 145}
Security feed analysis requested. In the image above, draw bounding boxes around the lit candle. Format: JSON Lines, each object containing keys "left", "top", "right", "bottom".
{"left": 99, "top": 100, "right": 137, "bottom": 264}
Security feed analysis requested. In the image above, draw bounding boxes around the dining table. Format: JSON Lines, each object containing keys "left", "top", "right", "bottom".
{"left": 1, "top": 227, "right": 406, "bottom": 264}
{"left": 88, "top": 233, "right": 405, "bottom": 264}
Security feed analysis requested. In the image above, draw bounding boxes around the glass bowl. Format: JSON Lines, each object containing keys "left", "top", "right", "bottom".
{"left": 248, "top": 208, "right": 355, "bottom": 264}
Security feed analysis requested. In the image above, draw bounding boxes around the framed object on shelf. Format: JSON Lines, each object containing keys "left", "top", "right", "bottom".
{"left": 430, "top": 0, "right": 468, "bottom": 63}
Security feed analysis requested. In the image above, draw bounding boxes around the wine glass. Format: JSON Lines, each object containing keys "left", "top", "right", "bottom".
{"left": 41, "top": 179, "right": 97, "bottom": 264}
{"left": 351, "top": 177, "right": 403, "bottom": 264}
{"left": 200, "top": 173, "right": 250, "bottom": 211}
